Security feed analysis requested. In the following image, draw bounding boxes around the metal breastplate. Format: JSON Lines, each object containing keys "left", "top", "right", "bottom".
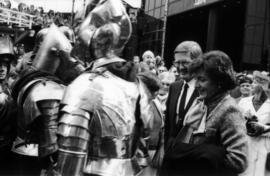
{"left": 57, "top": 71, "right": 149, "bottom": 176}
{"left": 85, "top": 71, "right": 141, "bottom": 175}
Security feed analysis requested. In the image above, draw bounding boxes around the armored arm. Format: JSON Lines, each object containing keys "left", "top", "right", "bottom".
{"left": 55, "top": 105, "right": 91, "bottom": 176}
{"left": 35, "top": 100, "right": 60, "bottom": 159}
{"left": 19, "top": 80, "right": 64, "bottom": 159}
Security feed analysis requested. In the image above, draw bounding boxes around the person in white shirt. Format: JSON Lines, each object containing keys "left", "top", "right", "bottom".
{"left": 235, "top": 74, "right": 253, "bottom": 103}
{"left": 239, "top": 71, "right": 270, "bottom": 176}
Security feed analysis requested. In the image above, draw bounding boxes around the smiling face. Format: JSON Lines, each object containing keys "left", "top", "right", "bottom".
{"left": 195, "top": 70, "right": 219, "bottom": 100}
{"left": 0, "top": 61, "right": 8, "bottom": 81}
{"left": 157, "top": 66, "right": 167, "bottom": 74}
{"left": 252, "top": 75, "right": 269, "bottom": 94}
{"left": 240, "top": 82, "right": 252, "bottom": 97}
{"left": 133, "top": 56, "right": 140, "bottom": 65}
{"left": 158, "top": 72, "right": 175, "bottom": 95}
{"left": 174, "top": 52, "right": 193, "bottom": 81}
{"left": 143, "top": 54, "right": 155, "bottom": 68}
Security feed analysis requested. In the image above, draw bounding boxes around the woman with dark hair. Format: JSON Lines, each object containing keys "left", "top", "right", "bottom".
{"left": 160, "top": 50, "right": 248, "bottom": 176}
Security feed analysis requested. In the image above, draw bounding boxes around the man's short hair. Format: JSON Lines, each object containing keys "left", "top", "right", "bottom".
{"left": 174, "top": 41, "right": 202, "bottom": 60}
{"left": 142, "top": 50, "right": 154, "bottom": 60}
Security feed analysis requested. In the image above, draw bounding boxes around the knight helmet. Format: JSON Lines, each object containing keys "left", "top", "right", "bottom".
{"left": 78, "top": 0, "right": 132, "bottom": 67}
{"left": 32, "top": 24, "right": 84, "bottom": 83}
{"left": 0, "top": 35, "right": 15, "bottom": 63}
{"left": 33, "top": 28, "right": 49, "bottom": 55}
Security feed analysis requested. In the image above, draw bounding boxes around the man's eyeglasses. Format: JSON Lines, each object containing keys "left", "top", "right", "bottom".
{"left": 162, "top": 82, "right": 171, "bottom": 87}
{"left": 174, "top": 60, "right": 190, "bottom": 66}
{"left": 158, "top": 69, "right": 166, "bottom": 73}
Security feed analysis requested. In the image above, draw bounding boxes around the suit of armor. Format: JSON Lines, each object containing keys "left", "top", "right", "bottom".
{"left": 11, "top": 24, "right": 84, "bottom": 166}
{"left": 57, "top": 69, "right": 146, "bottom": 176}
{"left": 54, "top": 0, "right": 154, "bottom": 175}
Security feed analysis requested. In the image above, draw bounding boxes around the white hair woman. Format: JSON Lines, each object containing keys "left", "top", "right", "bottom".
{"left": 156, "top": 71, "right": 176, "bottom": 113}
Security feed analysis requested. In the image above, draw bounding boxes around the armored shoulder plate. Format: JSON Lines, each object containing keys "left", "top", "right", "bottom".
{"left": 18, "top": 79, "right": 65, "bottom": 129}
{"left": 62, "top": 71, "right": 139, "bottom": 113}
{"left": 61, "top": 72, "right": 102, "bottom": 112}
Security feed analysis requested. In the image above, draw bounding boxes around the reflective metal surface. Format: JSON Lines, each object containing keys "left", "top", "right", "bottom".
{"left": 57, "top": 70, "right": 144, "bottom": 175}
{"left": 37, "top": 100, "right": 60, "bottom": 157}
{"left": 78, "top": 0, "right": 131, "bottom": 64}
{"left": 33, "top": 24, "right": 83, "bottom": 82}
{"left": 0, "top": 35, "right": 15, "bottom": 61}
{"left": 59, "top": 26, "right": 76, "bottom": 45}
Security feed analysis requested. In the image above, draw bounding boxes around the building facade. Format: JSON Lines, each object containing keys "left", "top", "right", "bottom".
{"left": 137, "top": 0, "right": 270, "bottom": 71}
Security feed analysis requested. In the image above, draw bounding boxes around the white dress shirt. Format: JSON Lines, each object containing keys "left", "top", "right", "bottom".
{"left": 176, "top": 78, "right": 196, "bottom": 114}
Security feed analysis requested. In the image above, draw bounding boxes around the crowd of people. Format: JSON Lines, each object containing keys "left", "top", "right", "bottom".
{"left": 0, "top": 0, "right": 270, "bottom": 176}
{"left": 0, "top": 0, "right": 72, "bottom": 28}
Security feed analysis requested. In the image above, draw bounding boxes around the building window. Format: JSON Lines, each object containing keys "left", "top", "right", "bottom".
{"left": 160, "top": 5, "right": 165, "bottom": 18}
{"left": 148, "top": 10, "right": 154, "bottom": 16}
{"left": 145, "top": 0, "right": 149, "bottom": 11}
{"left": 154, "top": 8, "right": 161, "bottom": 18}
{"left": 149, "top": 0, "right": 155, "bottom": 10}
{"left": 156, "top": 0, "right": 162, "bottom": 7}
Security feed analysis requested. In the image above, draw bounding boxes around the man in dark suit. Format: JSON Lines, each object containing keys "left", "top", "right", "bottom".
{"left": 164, "top": 41, "right": 202, "bottom": 150}
{"left": 161, "top": 41, "right": 203, "bottom": 176}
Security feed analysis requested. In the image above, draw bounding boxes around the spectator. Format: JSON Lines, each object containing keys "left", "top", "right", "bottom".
{"left": 161, "top": 41, "right": 203, "bottom": 175}
{"left": 133, "top": 55, "right": 140, "bottom": 65}
{"left": 235, "top": 74, "right": 253, "bottom": 103}
{"left": 157, "top": 65, "right": 167, "bottom": 75}
{"left": 142, "top": 50, "right": 155, "bottom": 67}
{"left": 161, "top": 50, "right": 248, "bottom": 176}
{"left": 0, "top": 35, "right": 18, "bottom": 175}
{"left": 169, "top": 65, "right": 179, "bottom": 80}
{"left": 156, "top": 55, "right": 165, "bottom": 67}
{"left": 239, "top": 70, "right": 270, "bottom": 176}
{"left": 156, "top": 71, "right": 175, "bottom": 113}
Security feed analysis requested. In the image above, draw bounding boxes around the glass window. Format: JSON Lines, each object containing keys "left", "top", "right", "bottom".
{"left": 145, "top": 0, "right": 149, "bottom": 11}
{"left": 156, "top": 0, "right": 162, "bottom": 7}
{"left": 148, "top": 10, "right": 154, "bottom": 16}
{"left": 149, "top": 0, "right": 155, "bottom": 10}
{"left": 160, "top": 5, "right": 165, "bottom": 18}
{"left": 159, "top": 30, "right": 163, "bottom": 40}
{"left": 154, "top": 8, "right": 161, "bottom": 18}
{"left": 162, "top": 0, "right": 165, "bottom": 5}
{"left": 159, "top": 20, "right": 164, "bottom": 29}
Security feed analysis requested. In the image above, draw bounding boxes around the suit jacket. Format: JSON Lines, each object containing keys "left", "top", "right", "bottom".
{"left": 164, "top": 80, "right": 198, "bottom": 150}
{"left": 161, "top": 94, "right": 248, "bottom": 176}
